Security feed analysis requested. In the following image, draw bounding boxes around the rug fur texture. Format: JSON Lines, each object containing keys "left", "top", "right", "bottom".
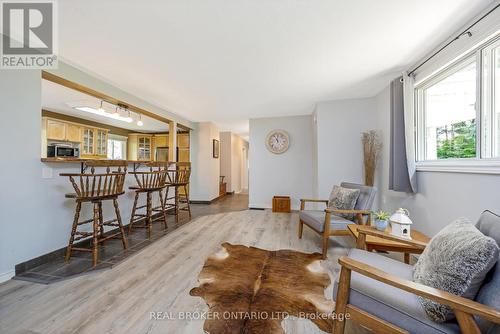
{"left": 190, "top": 243, "right": 334, "bottom": 333}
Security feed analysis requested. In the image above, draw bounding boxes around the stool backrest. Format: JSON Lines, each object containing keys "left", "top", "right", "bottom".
{"left": 60, "top": 162, "right": 127, "bottom": 199}
{"left": 129, "top": 165, "right": 168, "bottom": 190}
{"left": 167, "top": 162, "right": 191, "bottom": 184}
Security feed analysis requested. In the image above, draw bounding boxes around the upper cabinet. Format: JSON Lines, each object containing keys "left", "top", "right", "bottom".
{"left": 177, "top": 133, "right": 190, "bottom": 148}
{"left": 177, "top": 133, "right": 190, "bottom": 162}
{"left": 95, "top": 129, "right": 108, "bottom": 156}
{"left": 128, "top": 133, "right": 190, "bottom": 162}
{"left": 66, "top": 123, "right": 81, "bottom": 142}
{"left": 81, "top": 127, "right": 108, "bottom": 158}
{"left": 46, "top": 118, "right": 83, "bottom": 142}
{"left": 128, "top": 134, "right": 153, "bottom": 161}
{"left": 81, "top": 127, "right": 95, "bottom": 156}
{"left": 43, "top": 117, "right": 108, "bottom": 158}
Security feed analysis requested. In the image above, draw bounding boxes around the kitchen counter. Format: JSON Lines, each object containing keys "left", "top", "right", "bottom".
{"left": 41, "top": 157, "right": 152, "bottom": 163}
{"left": 41, "top": 157, "right": 173, "bottom": 172}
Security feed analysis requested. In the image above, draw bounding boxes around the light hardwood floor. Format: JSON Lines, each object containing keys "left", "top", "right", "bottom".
{"left": 0, "top": 210, "right": 368, "bottom": 334}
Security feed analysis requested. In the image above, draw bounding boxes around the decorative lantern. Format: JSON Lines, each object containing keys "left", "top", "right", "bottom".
{"left": 389, "top": 208, "right": 413, "bottom": 239}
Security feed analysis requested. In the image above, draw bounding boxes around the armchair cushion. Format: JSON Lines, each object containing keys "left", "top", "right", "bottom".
{"left": 413, "top": 218, "right": 499, "bottom": 322}
{"left": 334, "top": 249, "right": 460, "bottom": 334}
{"left": 299, "top": 210, "right": 350, "bottom": 233}
{"left": 340, "top": 182, "right": 377, "bottom": 211}
{"left": 328, "top": 185, "right": 360, "bottom": 220}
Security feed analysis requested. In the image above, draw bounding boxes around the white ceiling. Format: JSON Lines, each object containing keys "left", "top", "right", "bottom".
{"left": 42, "top": 80, "right": 169, "bottom": 132}
{"left": 57, "top": 0, "right": 494, "bottom": 136}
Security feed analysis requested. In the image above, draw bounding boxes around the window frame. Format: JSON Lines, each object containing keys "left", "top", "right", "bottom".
{"left": 414, "top": 33, "right": 500, "bottom": 174}
{"left": 107, "top": 134, "right": 127, "bottom": 160}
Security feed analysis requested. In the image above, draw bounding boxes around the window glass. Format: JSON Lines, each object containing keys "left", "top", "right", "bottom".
{"left": 421, "top": 58, "right": 477, "bottom": 160}
{"left": 107, "top": 137, "right": 126, "bottom": 160}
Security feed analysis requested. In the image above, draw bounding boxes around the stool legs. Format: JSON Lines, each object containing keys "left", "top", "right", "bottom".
{"left": 129, "top": 190, "right": 165, "bottom": 239}
{"left": 147, "top": 192, "right": 153, "bottom": 239}
{"left": 175, "top": 186, "right": 180, "bottom": 225}
{"left": 113, "top": 198, "right": 128, "bottom": 250}
{"left": 98, "top": 202, "right": 104, "bottom": 238}
{"left": 66, "top": 198, "right": 127, "bottom": 267}
{"left": 65, "top": 201, "right": 82, "bottom": 262}
{"left": 163, "top": 184, "right": 191, "bottom": 225}
{"left": 183, "top": 185, "right": 192, "bottom": 219}
{"left": 129, "top": 192, "right": 139, "bottom": 233}
{"left": 158, "top": 189, "right": 168, "bottom": 229}
{"left": 92, "top": 202, "right": 100, "bottom": 267}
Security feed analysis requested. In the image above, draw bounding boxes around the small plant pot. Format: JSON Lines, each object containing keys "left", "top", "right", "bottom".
{"left": 375, "top": 219, "right": 389, "bottom": 231}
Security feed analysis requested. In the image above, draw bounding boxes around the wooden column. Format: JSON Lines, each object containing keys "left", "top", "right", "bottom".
{"left": 169, "top": 121, "right": 177, "bottom": 162}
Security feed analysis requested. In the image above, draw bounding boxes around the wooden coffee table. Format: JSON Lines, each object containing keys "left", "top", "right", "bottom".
{"left": 347, "top": 224, "right": 430, "bottom": 264}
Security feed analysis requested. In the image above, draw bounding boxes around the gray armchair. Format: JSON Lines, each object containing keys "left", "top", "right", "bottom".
{"left": 298, "top": 182, "right": 377, "bottom": 259}
{"left": 332, "top": 210, "right": 500, "bottom": 334}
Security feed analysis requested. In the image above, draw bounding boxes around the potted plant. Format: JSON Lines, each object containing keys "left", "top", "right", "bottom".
{"left": 373, "top": 210, "right": 390, "bottom": 231}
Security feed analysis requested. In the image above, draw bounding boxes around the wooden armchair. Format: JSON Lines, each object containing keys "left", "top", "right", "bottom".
{"left": 332, "top": 211, "right": 500, "bottom": 334}
{"left": 298, "top": 182, "right": 376, "bottom": 259}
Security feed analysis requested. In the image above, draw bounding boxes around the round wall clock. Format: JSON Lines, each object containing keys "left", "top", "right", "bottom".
{"left": 265, "top": 130, "right": 290, "bottom": 154}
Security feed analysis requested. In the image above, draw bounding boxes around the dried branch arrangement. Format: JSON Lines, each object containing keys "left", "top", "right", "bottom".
{"left": 362, "top": 130, "right": 382, "bottom": 186}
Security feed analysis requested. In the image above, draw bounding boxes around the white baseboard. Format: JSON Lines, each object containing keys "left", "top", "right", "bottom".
{"left": 248, "top": 203, "right": 300, "bottom": 211}
{"left": 0, "top": 270, "right": 15, "bottom": 284}
{"left": 248, "top": 203, "right": 271, "bottom": 209}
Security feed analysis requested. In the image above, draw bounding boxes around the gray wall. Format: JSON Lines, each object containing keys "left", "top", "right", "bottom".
{"left": 375, "top": 85, "right": 500, "bottom": 236}
{"left": 314, "top": 98, "right": 378, "bottom": 199}
{"left": 249, "top": 115, "right": 314, "bottom": 210}
{"left": 0, "top": 70, "right": 43, "bottom": 279}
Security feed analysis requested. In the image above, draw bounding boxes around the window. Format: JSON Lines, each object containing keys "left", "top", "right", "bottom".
{"left": 416, "top": 35, "right": 500, "bottom": 166}
{"left": 482, "top": 40, "right": 500, "bottom": 158}
{"left": 107, "top": 135, "right": 127, "bottom": 160}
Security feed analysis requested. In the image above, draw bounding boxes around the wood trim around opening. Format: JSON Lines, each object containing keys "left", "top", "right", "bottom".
{"left": 42, "top": 70, "right": 191, "bottom": 130}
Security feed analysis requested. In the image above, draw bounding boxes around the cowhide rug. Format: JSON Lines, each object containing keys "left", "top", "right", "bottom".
{"left": 190, "top": 243, "right": 334, "bottom": 333}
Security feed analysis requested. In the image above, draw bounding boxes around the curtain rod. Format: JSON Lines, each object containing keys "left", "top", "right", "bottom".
{"left": 407, "top": 3, "right": 499, "bottom": 77}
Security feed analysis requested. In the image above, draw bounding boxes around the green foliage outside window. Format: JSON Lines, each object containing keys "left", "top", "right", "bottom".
{"left": 436, "top": 119, "right": 476, "bottom": 159}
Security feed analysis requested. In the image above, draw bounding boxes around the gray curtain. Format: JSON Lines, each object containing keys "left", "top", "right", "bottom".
{"left": 389, "top": 76, "right": 416, "bottom": 193}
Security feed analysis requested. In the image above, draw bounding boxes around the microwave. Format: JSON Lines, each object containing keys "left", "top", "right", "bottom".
{"left": 47, "top": 145, "right": 80, "bottom": 158}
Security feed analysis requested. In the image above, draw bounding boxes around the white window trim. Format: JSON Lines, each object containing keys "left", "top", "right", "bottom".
{"left": 413, "top": 33, "right": 500, "bottom": 175}
{"left": 416, "top": 159, "right": 500, "bottom": 174}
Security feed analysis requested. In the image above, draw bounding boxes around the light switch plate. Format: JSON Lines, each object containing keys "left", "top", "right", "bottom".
{"left": 42, "top": 167, "right": 53, "bottom": 179}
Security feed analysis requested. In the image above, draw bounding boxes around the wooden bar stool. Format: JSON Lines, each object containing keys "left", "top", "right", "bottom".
{"left": 128, "top": 166, "right": 168, "bottom": 239}
{"left": 61, "top": 161, "right": 128, "bottom": 267}
{"left": 164, "top": 162, "right": 192, "bottom": 224}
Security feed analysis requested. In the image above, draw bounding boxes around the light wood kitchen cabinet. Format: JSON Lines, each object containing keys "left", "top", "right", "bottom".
{"left": 177, "top": 133, "right": 190, "bottom": 148}
{"left": 82, "top": 127, "right": 95, "bottom": 156}
{"left": 177, "top": 133, "right": 190, "bottom": 162}
{"left": 95, "top": 129, "right": 108, "bottom": 156}
{"left": 177, "top": 148, "right": 190, "bottom": 162}
{"left": 128, "top": 132, "right": 190, "bottom": 162}
{"left": 66, "top": 124, "right": 81, "bottom": 142}
{"left": 46, "top": 119, "right": 67, "bottom": 141}
{"left": 128, "top": 134, "right": 153, "bottom": 161}
{"left": 45, "top": 118, "right": 82, "bottom": 142}
{"left": 138, "top": 136, "right": 152, "bottom": 160}
{"left": 81, "top": 127, "right": 108, "bottom": 158}
{"left": 154, "top": 134, "right": 168, "bottom": 148}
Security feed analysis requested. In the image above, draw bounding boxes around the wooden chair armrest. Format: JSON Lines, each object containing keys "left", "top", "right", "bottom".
{"left": 300, "top": 198, "right": 328, "bottom": 211}
{"left": 300, "top": 198, "right": 329, "bottom": 204}
{"left": 338, "top": 256, "right": 500, "bottom": 324}
{"left": 356, "top": 226, "right": 427, "bottom": 250}
{"left": 326, "top": 209, "right": 371, "bottom": 215}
